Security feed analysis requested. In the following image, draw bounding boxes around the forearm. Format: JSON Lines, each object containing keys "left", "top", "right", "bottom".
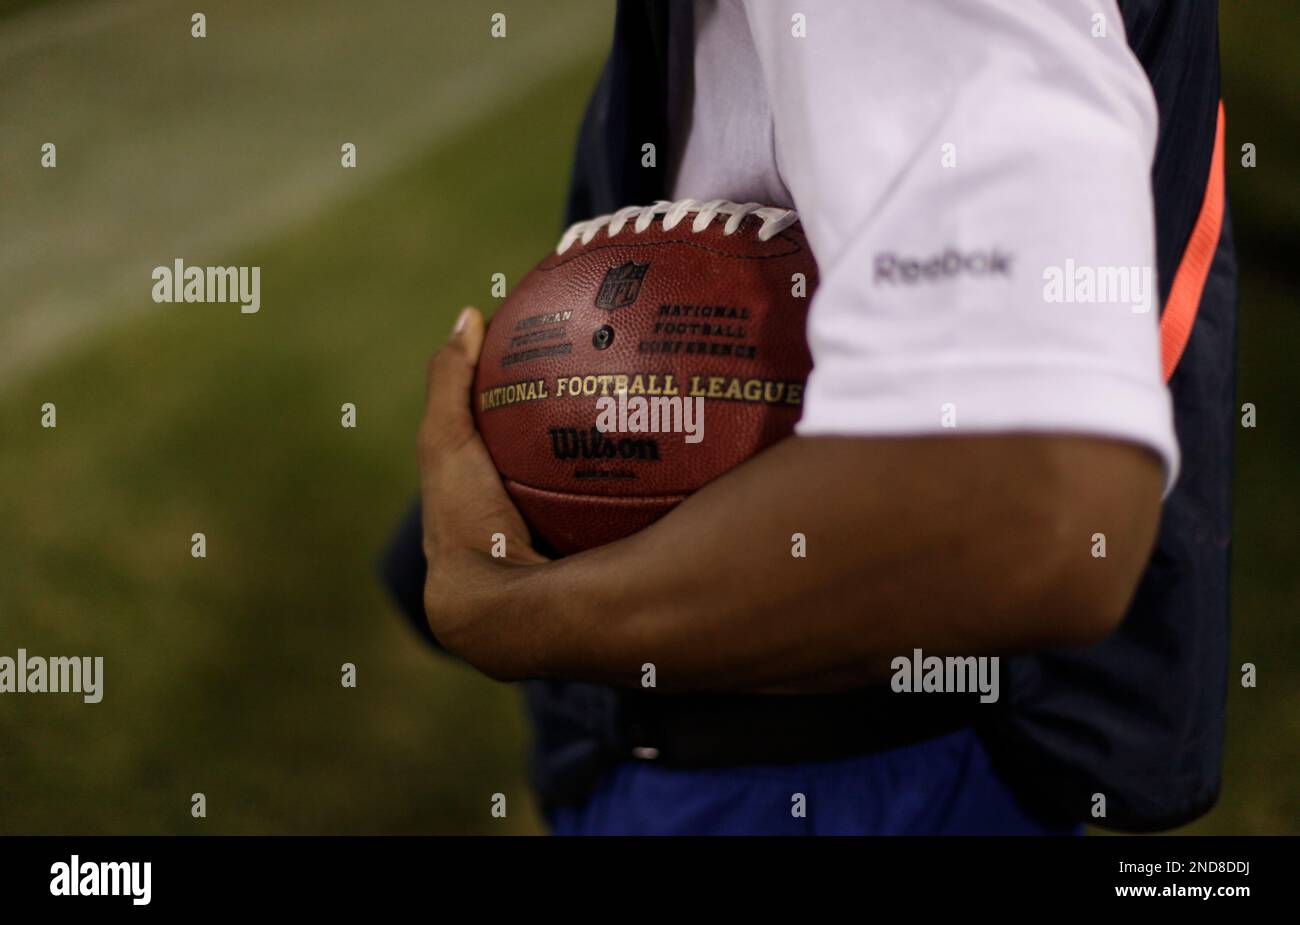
{"left": 511, "top": 434, "right": 1162, "bottom": 692}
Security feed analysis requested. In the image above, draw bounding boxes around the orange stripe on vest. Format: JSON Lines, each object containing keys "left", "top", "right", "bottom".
{"left": 1160, "top": 101, "right": 1227, "bottom": 381}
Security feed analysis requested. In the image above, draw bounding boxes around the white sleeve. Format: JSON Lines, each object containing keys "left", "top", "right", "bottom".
{"left": 742, "top": 0, "right": 1179, "bottom": 491}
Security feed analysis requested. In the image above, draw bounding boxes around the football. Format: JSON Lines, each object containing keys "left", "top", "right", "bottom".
{"left": 473, "top": 198, "right": 818, "bottom": 556}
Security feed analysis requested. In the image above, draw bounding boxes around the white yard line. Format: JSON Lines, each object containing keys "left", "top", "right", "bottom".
{"left": 0, "top": 0, "right": 607, "bottom": 384}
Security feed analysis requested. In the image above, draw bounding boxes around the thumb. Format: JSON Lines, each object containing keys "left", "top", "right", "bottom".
{"left": 421, "top": 306, "right": 486, "bottom": 454}
{"left": 450, "top": 305, "right": 485, "bottom": 363}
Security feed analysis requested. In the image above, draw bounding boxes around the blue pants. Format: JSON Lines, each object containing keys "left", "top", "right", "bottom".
{"left": 548, "top": 729, "right": 1080, "bottom": 835}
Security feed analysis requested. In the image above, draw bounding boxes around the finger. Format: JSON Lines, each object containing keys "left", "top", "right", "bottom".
{"left": 421, "top": 307, "right": 486, "bottom": 455}
{"left": 452, "top": 305, "right": 486, "bottom": 365}
{"left": 428, "top": 305, "right": 485, "bottom": 384}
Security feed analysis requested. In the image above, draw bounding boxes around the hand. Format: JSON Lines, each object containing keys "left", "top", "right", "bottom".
{"left": 418, "top": 307, "right": 549, "bottom": 680}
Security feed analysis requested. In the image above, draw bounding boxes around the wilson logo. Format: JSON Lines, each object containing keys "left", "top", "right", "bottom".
{"left": 549, "top": 427, "right": 660, "bottom": 461}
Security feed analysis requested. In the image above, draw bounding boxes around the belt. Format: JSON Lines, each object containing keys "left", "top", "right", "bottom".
{"left": 613, "top": 686, "right": 987, "bottom": 768}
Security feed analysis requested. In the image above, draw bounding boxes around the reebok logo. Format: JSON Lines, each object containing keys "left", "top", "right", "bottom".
{"left": 874, "top": 248, "right": 1013, "bottom": 284}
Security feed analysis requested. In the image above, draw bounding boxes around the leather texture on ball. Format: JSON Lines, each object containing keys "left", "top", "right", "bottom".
{"left": 474, "top": 204, "right": 818, "bottom": 556}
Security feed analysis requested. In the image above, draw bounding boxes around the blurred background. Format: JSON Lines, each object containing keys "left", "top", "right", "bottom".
{"left": 0, "top": 0, "right": 1295, "bottom": 835}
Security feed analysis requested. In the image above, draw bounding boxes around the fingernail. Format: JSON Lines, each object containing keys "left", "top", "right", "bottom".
{"left": 452, "top": 307, "right": 471, "bottom": 334}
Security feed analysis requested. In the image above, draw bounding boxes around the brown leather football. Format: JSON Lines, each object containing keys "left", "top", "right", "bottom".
{"left": 473, "top": 199, "right": 818, "bottom": 556}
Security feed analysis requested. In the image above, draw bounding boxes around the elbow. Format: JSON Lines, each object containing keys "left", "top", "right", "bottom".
{"left": 1000, "top": 441, "right": 1165, "bottom": 651}
{"left": 1047, "top": 574, "right": 1139, "bottom": 649}
{"left": 1006, "top": 523, "right": 1153, "bottom": 652}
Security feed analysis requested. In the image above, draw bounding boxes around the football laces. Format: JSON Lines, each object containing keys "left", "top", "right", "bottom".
{"left": 556, "top": 198, "right": 798, "bottom": 254}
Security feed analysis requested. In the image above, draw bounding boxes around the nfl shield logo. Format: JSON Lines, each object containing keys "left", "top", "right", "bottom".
{"left": 595, "top": 262, "right": 649, "bottom": 309}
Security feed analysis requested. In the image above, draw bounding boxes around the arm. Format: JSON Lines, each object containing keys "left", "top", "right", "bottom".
{"left": 420, "top": 312, "right": 1163, "bottom": 692}
{"left": 421, "top": 0, "right": 1175, "bottom": 690}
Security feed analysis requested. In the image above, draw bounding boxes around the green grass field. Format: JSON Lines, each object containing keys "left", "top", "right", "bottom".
{"left": 0, "top": 0, "right": 1296, "bottom": 835}
{"left": 0, "top": 0, "right": 609, "bottom": 834}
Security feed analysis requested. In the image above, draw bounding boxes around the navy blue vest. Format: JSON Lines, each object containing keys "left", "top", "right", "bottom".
{"left": 383, "top": 0, "right": 1235, "bottom": 831}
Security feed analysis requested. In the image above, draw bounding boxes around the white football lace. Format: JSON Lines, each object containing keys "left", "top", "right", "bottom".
{"left": 556, "top": 198, "right": 798, "bottom": 254}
